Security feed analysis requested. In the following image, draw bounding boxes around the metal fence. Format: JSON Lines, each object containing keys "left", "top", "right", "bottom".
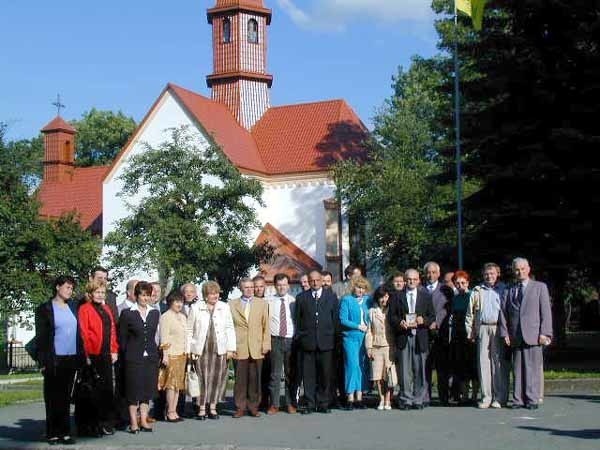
{"left": 6, "top": 341, "right": 38, "bottom": 373}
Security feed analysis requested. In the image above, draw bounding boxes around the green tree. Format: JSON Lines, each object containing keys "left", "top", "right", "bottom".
{"left": 71, "top": 108, "right": 136, "bottom": 167}
{"left": 334, "top": 56, "right": 478, "bottom": 273}
{"left": 105, "top": 126, "right": 267, "bottom": 296}
{"left": 1, "top": 124, "right": 100, "bottom": 357}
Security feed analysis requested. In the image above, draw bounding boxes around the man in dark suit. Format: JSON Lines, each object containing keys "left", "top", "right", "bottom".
{"left": 500, "top": 257, "right": 552, "bottom": 410}
{"left": 294, "top": 270, "right": 337, "bottom": 414}
{"left": 389, "top": 268, "right": 435, "bottom": 409}
{"left": 79, "top": 266, "right": 118, "bottom": 320}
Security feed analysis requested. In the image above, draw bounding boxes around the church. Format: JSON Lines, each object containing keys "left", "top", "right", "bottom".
{"left": 38, "top": 0, "right": 368, "bottom": 289}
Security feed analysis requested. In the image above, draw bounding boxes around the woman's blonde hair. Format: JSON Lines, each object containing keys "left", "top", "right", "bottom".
{"left": 85, "top": 279, "right": 106, "bottom": 302}
{"left": 350, "top": 275, "right": 371, "bottom": 294}
{"left": 202, "top": 280, "right": 221, "bottom": 298}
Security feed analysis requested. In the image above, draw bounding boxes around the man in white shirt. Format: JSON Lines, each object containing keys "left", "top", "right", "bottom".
{"left": 117, "top": 279, "right": 138, "bottom": 317}
{"left": 266, "top": 273, "right": 297, "bottom": 415}
{"left": 181, "top": 283, "right": 198, "bottom": 317}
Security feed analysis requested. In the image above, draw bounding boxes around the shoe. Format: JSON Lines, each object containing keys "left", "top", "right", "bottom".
{"left": 166, "top": 416, "right": 184, "bottom": 422}
{"left": 196, "top": 414, "right": 207, "bottom": 421}
{"left": 101, "top": 426, "right": 115, "bottom": 435}
{"left": 317, "top": 406, "right": 331, "bottom": 413}
{"left": 287, "top": 405, "right": 297, "bottom": 414}
{"left": 207, "top": 412, "right": 220, "bottom": 420}
{"left": 249, "top": 409, "right": 261, "bottom": 417}
{"left": 526, "top": 403, "right": 539, "bottom": 410}
{"left": 377, "top": 401, "right": 385, "bottom": 411}
{"left": 60, "top": 436, "right": 76, "bottom": 445}
{"left": 300, "top": 408, "right": 313, "bottom": 415}
{"left": 47, "top": 437, "right": 60, "bottom": 446}
{"left": 266, "top": 405, "right": 279, "bottom": 415}
{"left": 127, "top": 426, "right": 140, "bottom": 434}
{"left": 355, "top": 401, "right": 367, "bottom": 409}
{"left": 232, "top": 409, "right": 245, "bottom": 418}
{"left": 343, "top": 402, "right": 354, "bottom": 411}
{"left": 146, "top": 416, "right": 157, "bottom": 423}
{"left": 398, "top": 403, "right": 410, "bottom": 410}
{"left": 511, "top": 404, "right": 523, "bottom": 409}
{"left": 490, "top": 401, "right": 502, "bottom": 409}
{"left": 384, "top": 404, "right": 392, "bottom": 411}
{"left": 478, "top": 402, "right": 490, "bottom": 409}
{"left": 140, "top": 426, "right": 153, "bottom": 432}
{"left": 412, "top": 404, "right": 424, "bottom": 410}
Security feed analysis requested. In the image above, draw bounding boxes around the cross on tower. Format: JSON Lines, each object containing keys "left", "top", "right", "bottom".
{"left": 52, "top": 94, "right": 65, "bottom": 117}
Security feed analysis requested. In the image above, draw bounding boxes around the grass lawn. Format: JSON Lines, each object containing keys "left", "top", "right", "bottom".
{"left": 0, "top": 372, "right": 40, "bottom": 380}
{"left": 545, "top": 369, "right": 600, "bottom": 379}
{"left": 0, "top": 379, "right": 43, "bottom": 407}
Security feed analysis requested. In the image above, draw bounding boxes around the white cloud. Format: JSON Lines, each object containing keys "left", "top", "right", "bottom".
{"left": 277, "top": 0, "right": 434, "bottom": 30}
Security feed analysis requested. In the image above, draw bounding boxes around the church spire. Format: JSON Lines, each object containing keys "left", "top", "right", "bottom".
{"left": 206, "top": 0, "right": 273, "bottom": 129}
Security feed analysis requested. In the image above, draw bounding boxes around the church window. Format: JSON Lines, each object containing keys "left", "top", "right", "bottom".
{"left": 247, "top": 19, "right": 258, "bottom": 43}
{"left": 223, "top": 18, "right": 231, "bottom": 43}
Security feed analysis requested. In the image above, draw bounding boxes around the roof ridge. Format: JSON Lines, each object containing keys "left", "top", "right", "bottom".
{"left": 269, "top": 98, "right": 346, "bottom": 109}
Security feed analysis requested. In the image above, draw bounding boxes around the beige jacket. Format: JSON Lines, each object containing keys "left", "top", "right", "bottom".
{"left": 159, "top": 309, "right": 187, "bottom": 356}
{"left": 365, "top": 307, "right": 394, "bottom": 350}
{"left": 229, "top": 297, "right": 271, "bottom": 360}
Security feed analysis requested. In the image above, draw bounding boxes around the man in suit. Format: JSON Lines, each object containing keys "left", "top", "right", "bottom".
{"left": 423, "top": 261, "right": 450, "bottom": 405}
{"left": 117, "top": 279, "right": 138, "bottom": 318}
{"left": 230, "top": 278, "right": 271, "bottom": 417}
{"left": 294, "top": 270, "right": 338, "bottom": 414}
{"left": 81, "top": 266, "right": 118, "bottom": 320}
{"left": 389, "top": 268, "right": 435, "bottom": 409}
{"left": 500, "top": 257, "right": 552, "bottom": 410}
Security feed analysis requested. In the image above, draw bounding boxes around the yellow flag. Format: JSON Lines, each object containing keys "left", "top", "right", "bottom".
{"left": 456, "top": 0, "right": 487, "bottom": 30}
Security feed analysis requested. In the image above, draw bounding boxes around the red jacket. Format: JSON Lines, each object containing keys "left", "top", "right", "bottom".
{"left": 78, "top": 302, "right": 119, "bottom": 356}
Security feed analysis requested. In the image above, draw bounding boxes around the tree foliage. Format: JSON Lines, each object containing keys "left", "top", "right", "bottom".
{"left": 433, "top": 0, "right": 600, "bottom": 282}
{"left": 71, "top": 108, "right": 136, "bottom": 167}
{"left": 0, "top": 124, "right": 100, "bottom": 332}
{"left": 334, "top": 56, "right": 478, "bottom": 273}
{"left": 105, "top": 126, "right": 268, "bottom": 296}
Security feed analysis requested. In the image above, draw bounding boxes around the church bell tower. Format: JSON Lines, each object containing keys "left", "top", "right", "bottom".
{"left": 206, "top": 0, "right": 273, "bottom": 129}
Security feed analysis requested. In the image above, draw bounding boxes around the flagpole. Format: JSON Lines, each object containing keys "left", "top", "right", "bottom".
{"left": 454, "top": 1, "right": 464, "bottom": 269}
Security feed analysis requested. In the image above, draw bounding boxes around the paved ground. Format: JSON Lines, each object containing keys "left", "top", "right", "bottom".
{"left": 0, "top": 393, "right": 599, "bottom": 450}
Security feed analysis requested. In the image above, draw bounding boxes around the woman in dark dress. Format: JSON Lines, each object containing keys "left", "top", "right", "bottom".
{"left": 35, "top": 275, "right": 83, "bottom": 446}
{"left": 118, "top": 281, "right": 160, "bottom": 433}
{"left": 78, "top": 280, "right": 119, "bottom": 436}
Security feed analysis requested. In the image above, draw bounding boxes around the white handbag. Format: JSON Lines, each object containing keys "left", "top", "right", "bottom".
{"left": 186, "top": 363, "right": 200, "bottom": 398}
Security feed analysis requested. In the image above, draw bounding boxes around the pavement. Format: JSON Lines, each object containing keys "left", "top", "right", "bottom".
{"left": 0, "top": 393, "right": 599, "bottom": 450}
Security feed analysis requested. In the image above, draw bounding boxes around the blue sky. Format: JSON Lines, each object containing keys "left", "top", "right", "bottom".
{"left": 1, "top": 0, "right": 440, "bottom": 141}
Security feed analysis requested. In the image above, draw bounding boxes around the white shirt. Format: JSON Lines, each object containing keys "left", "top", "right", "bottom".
{"left": 426, "top": 281, "right": 439, "bottom": 293}
{"left": 268, "top": 293, "right": 295, "bottom": 338}
{"left": 406, "top": 289, "right": 417, "bottom": 314}
{"left": 311, "top": 288, "right": 323, "bottom": 299}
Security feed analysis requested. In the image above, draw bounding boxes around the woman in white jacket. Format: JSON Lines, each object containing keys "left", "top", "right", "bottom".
{"left": 186, "top": 281, "right": 236, "bottom": 420}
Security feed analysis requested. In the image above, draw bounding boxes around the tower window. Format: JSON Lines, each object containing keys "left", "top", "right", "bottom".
{"left": 223, "top": 18, "right": 231, "bottom": 43}
{"left": 247, "top": 19, "right": 258, "bottom": 44}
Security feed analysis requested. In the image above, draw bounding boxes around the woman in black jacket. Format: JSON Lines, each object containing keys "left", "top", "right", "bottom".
{"left": 35, "top": 275, "right": 84, "bottom": 446}
{"left": 118, "top": 281, "right": 160, "bottom": 433}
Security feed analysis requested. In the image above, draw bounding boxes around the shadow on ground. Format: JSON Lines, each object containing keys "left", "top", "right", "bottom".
{"left": 0, "top": 418, "right": 44, "bottom": 442}
{"left": 519, "top": 426, "right": 600, "bottom": 440}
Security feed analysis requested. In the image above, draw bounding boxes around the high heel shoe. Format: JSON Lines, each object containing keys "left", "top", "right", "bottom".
{"left": 207, "top": 411, "right": 220, "bottom": 420}
{"left": 127, "top": 426, "right": 139, "bottom": 434}
{"left": 140, "top": 426, "right": 153, "bottom": 432}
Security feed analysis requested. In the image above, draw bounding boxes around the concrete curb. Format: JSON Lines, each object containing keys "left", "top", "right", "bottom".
{"left": 0, "top": 377, "right": 42, "bottom": 385}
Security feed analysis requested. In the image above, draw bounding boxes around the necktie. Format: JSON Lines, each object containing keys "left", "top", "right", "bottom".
{"left": 428, "top": 285, "right": 434, "bottom": 293}
{"left": 516, "top": 283, "right": 524, "bottom": 305}
{"left": 313, "top": 290, "right": 319, "bottom": 301}
{"left": 409, "top": 292, "right": 416, "bottom": 335}
{"left": 244, "top": 299, "right": 250, "bottom": 321}
{"left": 279, "top": 297, "right": 287, "bottom": 337}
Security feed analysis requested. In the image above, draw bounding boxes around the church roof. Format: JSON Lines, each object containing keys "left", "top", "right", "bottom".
{"left": 254, "top": 222, "right": 322, "bottom": 283}
{"left": 38, "top": 165, "right": 107, "bottom": 233}
{"left": 251, "top": 99, "right": 368, "bottom": 174}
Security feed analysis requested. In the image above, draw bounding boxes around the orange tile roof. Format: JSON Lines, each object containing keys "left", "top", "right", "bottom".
{"left": 168, "top": 84, "right": 267, "bottom": 173}
{"left": 38, "top": 165, "right": 107, "bottom": 233}
{"left": 250, "top": 99, "right": 368, "bottom": 174}
{"left": 255, "top": 223, "right": 322, "bottom": 283}
{"left": 41, "top": 116, "right": 76, "bottom": 134}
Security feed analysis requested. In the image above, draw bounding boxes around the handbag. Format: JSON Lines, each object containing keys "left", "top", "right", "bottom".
{"left": 386, "top": 363, "right": 398, "bottom": 387}
{"left": 24, "top": 336, "right": 39, "bottom": 362}
{"left": 186, "top": 362, "right": 200, "bottom": 398}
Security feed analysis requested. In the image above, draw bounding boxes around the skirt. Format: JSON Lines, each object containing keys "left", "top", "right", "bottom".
{"left": 370, "top": 346, "right": 394, "bottom": 382}
{"left": 159, "top": 354, "right": 187, "bottom": 391}
{"left": 125, "top": 356, "right": 158, "bottom": 404}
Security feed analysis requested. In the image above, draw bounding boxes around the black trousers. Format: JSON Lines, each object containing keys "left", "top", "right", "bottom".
{"left": 90, "top": 355, "right": 115, "bottom": 427}
{"left": 269, "top": 337, "right": 296, "bottom": 408}
{"left": 302, "top": 349, "right": 332, "bottom": 410}
{"left": 331, "top": 337, "right": 345, "bottom": 405}
{"left": 43, "top": 356, "right": 78, "bottom": 439}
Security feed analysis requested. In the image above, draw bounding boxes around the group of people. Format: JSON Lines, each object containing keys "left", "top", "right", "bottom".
{"left": 34, "top": 256, "right": 552, "bottom": 445}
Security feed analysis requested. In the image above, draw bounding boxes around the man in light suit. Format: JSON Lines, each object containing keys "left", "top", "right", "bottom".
{"left": 230, "top": 278, "right": 271, "bottom": 417}
{"left": 294, "top": 270, "right": 338, "bottom": 414}
{"left": 500, "top": 257, "right": 552, "bottom": 410}
{"left": 389, "top": 269, "right": 435, "bottom": 409}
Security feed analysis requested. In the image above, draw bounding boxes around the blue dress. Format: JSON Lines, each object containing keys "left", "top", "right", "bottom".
{"left": 339, "top": 294, "right": 371, "bottom": 393}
